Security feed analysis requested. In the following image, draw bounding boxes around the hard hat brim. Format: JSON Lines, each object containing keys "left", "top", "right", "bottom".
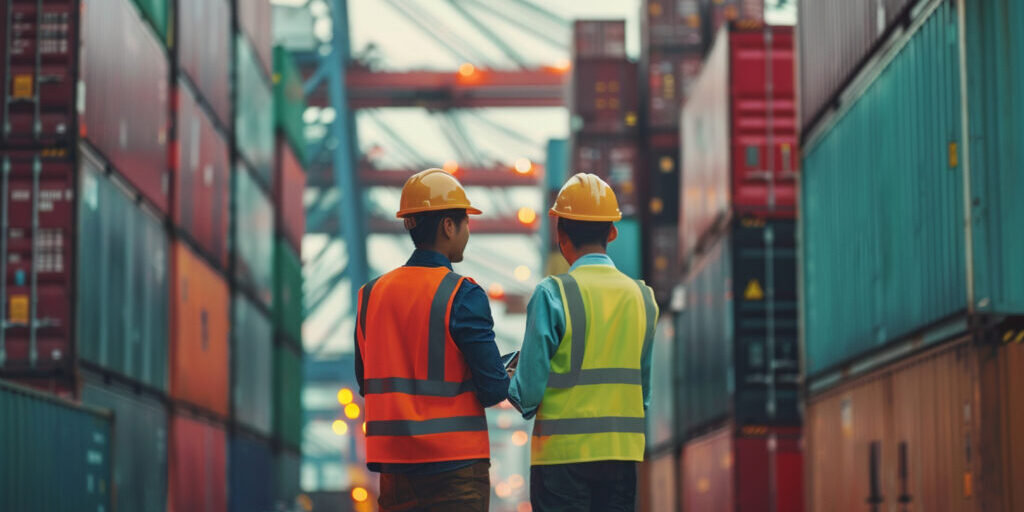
{"left": 396, "top": 205, "right": 483, "bottom": 218}
{"left": 549, "top": 208, "right": 622, "bottom": 222}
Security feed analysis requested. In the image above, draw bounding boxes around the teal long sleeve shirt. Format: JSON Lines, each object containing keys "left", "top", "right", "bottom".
{"left": 508, "top": 253, "right": 655, "bottom": 419}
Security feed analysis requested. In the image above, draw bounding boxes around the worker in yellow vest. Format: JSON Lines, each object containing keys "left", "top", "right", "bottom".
{"left": 509, "top": 173, "right": 658, "bottom": 511}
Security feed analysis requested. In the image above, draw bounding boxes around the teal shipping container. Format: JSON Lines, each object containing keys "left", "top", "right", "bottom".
{"left": 78, "top": 151, "right": 170, "bottom": 390}
{"left": 274, "top": 238, "right": 304, "bottom": 346}
{"left": 81, "top": 377, "right": 168, "bottom": 512}
{"left": 233, "top": 293, "right": 274, "bottom": 435}
{"left": 0, "top": 380, "right": 112, "bottom": 511}
{"left": 646, "top": 314, "right": 676, "bottom": 451}
{"left": 607, "top": 217, "right": 642, "bottom": 278}
{"left": 273, "top": 344, "right": 303, "bottom": 449}
{"left": 131, "top": 0, "right": 171, "bottom": 46}
{"left": 275, "top": 448, "right": 302, "bottom": 508}
{"left": 273, "top": 46, "right": 308, "bottom": 166}
{"left": 801, "top": 0, "right": 1024, "bottom": 377}
{"left": 234, "top": 164, "right": 275, "bottom": 307}
{"left": 236, "top": 35, "right": 275, "bottom": 188}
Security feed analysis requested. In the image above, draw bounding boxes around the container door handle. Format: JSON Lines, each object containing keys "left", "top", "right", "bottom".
{"left": 867, "top": 441, "right": 884, "bottom": 511}
{"left": 898, "top": 441, "right": 912, "bottom": 509}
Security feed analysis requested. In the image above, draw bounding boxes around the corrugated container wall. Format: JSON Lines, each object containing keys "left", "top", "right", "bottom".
{"left": 275, "top": 137, "right": 307, "bottom": 253}
{"left": 77, "top": 153, "right": 170, "bottom": 389}
{"left": 130, "top": 0, "right": 170, "bottom": 44}
{"left": 229, "top": 435, "right": 275, "bottom": 512}
{"left": 680, "top": 26, "right": 797, "bottom": 266}
{"left": 643, "top": 0, "right": 703, "bottom": 49}
{"left": 605, "top": 218, "right": 642, "bottom": 279}
{"left": 274, "top": 344, "right": 303, "bottom": 449}
{"left": 704, "top": 0, "right": 765, "bottom": 37}
{"left": 238, "top": 0, "right": 274, "bottom": 77}
{"left": 275, "top": 448, "right": 302, "bottom": 507}
{"left": 570, "top": 60, "right": 639, "bottom": 136}
{"left": 273, "top": 46, "right": 308, "bottom": 166}
{"left": 647, "top": 51, "right": 703, "bottom": 129}
{"left": 233, "top": 292, "right": 273, "bottom": 435}
{"left": 274, "top": 239, "right": 303, "bottom": 345}
{"left": 639, "top": 452, "right": 678, "bottom": 512}
{"left": 797, "top": 0, "right": 914, "bottom": 131}
{"left": 236, "top": 35, "right": 275, "bottom": 188}
{"left": 0, "top": 151, "right": 75, "bottom": 373}
{"left": 174, "top": 79, "right": 231, "bottom": 267}
{"left": 676, "top": 219, "right": 799, "bottom": 438}
{"left": 572, "top": 20, "right": 626, "bottom": 59}
{"left": 234, "top": 165, "right": 275, "bottom": 307}
{"left": 647, "top": 225, "right": 678, "bottom": 304}
{"left": 81, "top": 378, "right": 167, "bottom": 512}
{"left": 0, "top": 381, "right": 112, "bottom": 511}
{"left": 177, "top": 0, "right": 232, "bottom": 127}
{"left": 646, "top": 315, "right": 675, "bottom": 449}
{"left": 170, "top": 241, "right": 230, "bottom": 416}
{"left": 572, "top": 139, "right": 639, "bottom": 216}
{"left": 169, "top": 413, "right": 227, "bottom": 512}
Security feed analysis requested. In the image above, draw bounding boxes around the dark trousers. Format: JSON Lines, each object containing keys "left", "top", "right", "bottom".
{"left": 530, "top": 461, "right": 637, "bottom": 512}
{"left": 378, "top": 461, "right": 491, "bottom": 512}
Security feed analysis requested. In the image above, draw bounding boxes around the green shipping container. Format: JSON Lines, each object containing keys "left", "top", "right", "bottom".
{"left": 0, "top": 380, "right": 112, "bottom": 511}
{"left": 274, "top": 238, "right": 303, "bottom": 346}
{"left": 81, "top": 378, "right": 167, "bottom": 512}
{"left": 273, "top": 344, "right": 303, "bottom": 449}
{"left": 646, "top": 314, "right": 675, "bottom": 451}
{"left": 236, "top": 35, "right": 275, "bottom": 188}
{"left": 607, "top": 218, "right": 641, "bottom": 278}
{"left": 78, "top": 153, "right": 170, "bottom": 390}
{"left": 234, "top": 293, "right": 274, "bottom": 435}
{"left": 132, "top": 0, "right": 171, "bottom": 46}
{"left": 273, "top": 46, "right": 308, "bottom": 167}
{"left": 801, "top": 0, "right": 1024, "bottom": 376}
{"left": 234, "top": 164, "right": 275, "bottom": 307}
{"left": 275, "top": 448, "right": 302, "bottom": 507}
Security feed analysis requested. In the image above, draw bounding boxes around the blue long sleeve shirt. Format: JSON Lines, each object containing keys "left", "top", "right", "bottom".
{"left": 508, "top": 253, "right": 655, "bottom": 420}
{"left": 354, "top": 249, "right": 509, "bottom": 474}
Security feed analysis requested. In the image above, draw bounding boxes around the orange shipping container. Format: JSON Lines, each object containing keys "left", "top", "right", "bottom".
{"left": 170, "top": 241, "right": 230, "bottom": 416}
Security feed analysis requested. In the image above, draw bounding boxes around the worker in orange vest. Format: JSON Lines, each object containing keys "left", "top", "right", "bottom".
{"left": 355, "top": 168, "right": 510, "bottom": 511}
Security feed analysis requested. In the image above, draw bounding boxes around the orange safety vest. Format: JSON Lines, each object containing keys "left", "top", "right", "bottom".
{"left": 356, "top": 266, "right": 490, "bottom": 464}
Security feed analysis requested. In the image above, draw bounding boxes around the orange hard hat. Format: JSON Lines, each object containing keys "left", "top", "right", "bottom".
{"left": 396, "top": 168, "right": 483, "bottom": 218}
{"left": 549, "top": 173, "right": 622, "bottom": 222}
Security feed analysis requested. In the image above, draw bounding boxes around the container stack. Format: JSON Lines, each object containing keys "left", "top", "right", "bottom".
{"left": 568, "top": 20, "right": 641, "bottom": 278}
{"left": 799, "top": 0, "right": 1024, "bottom": 508}
{"left": 0, "top": 0, "right": 305, "bottom": 510}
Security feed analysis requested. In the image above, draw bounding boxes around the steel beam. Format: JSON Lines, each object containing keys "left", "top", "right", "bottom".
{"left": 309, "top": 164, "right": 544, "bottom": 188}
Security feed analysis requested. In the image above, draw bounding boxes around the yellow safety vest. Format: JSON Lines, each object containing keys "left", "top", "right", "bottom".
{"left": 531, "top": 265, "right": 658, "bottom": 465}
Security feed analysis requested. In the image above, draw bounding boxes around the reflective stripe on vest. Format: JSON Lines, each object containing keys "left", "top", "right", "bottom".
{"left": 531, "top": 267, "right": 658, "bottom": 465}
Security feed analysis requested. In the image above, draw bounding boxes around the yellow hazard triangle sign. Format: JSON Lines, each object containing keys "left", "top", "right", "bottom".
{"left": 744, "top": 279, "right": 765, "bottom": 301}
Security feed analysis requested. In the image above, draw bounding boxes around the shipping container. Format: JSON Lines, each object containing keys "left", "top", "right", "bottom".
{"left": 169, "top": 413, "right": 228, "bottom": 512}
{"left": 800, "top": 1, "right": 998, "bottom": 376}
{"left": 234, "top": 164, "right": 275, "bottom": 307}
{"left": 81, "top": 376, "right": 168, "bottom": 512}
{"left": 77, "top": 151, "right": 170, "bottom": 389}
{"left": 131, "top": 0, "right": 170, "bottom": 44}
{"left": 236, "top": 34, "right": 275, "bottom": 187}
{"left": 605, "top": 217, "right": 642, "bottom": 280}
{"left": 676, "top": 218, "right": 799, "bottom": 439}
{"left": 0, "top": 379, "right": 112, "bottom": 511}
{"left": 170, "top": 241, "right": 230, "bottom": 416}
{"left": 275, "top": 136, "right": 307, "bottom": 253}
{"left": 177, "top": 0, "right": 232, "bottom": 127}
{"left": 233, "top": 292, "right": 273, "bottom": 435}
{"left": 704, "top": 0, "right": 764, "bottom": 37}
{"left": 572, "top": 137, "right": 638, "bottom": 216}
{"left": 229, "top": 434, "right": 275, "bottom": 512}
{"left": 647, "top": 51, "right": 703, "bottom": 129}
{"left": 174, "top": 79, "right": 231, "bottom": 268}
{"left": 238, "top": 0, "right": 274, "bottom": 78}
{"left": 273, "top": 238, "right": 303, "bottom": 346}
{"left": 573, "top": 20, "right": 626, "bottom": 59}
{"left": 805, "top": 333, "right": 1024, "bottom": 511}
{"left": 681, "top": 425, "right": 803, "bottom": 512}
{"left": 646, "top": 224, "right": 678, "bottom": 305}
{"left": 273, "top": 46, "right": 308, "bottom": 166}
{"left": 646, "top": 315, "right": 676, "bottom": 450}
{"left": 642, "top": 0, "right": 703, "bottom": 49}
{"left": 797, "top": 0, "right": 914, "bottom": 132}
{"left": 275, "top": 448, "right": 302, "bottom": 508}
{"left": 638, "top": 451, "right": 678, "bottom": 512}
{"left": 646, "top": 144, "right": 680, "bottom": 225}
{"left": 680, "top": 25, "right": 797, "bottom": 266}
{"left": 570, "top": 60, "right": 638, "bottom": 136}
{"left": 274, "top": 343, "right": 303, "bottom": 449}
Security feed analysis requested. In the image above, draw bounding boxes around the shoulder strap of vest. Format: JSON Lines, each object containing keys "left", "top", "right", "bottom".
{"left": 548, "top": 273, "right": 586, "bottom": 387}
{"left": 635, "top": 280, "right": 657, "bottom": 357}
{"left": 427, "top": 271, "right": 463, "bottom": 381}
{"left": 358, "top": 276, "right": 381, "bottom": 340}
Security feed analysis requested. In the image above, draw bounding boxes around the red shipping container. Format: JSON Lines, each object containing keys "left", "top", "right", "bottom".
{"left": 274, "top": 137, "right": 306, "bottom": 253}
{"left": 177, "top": 0, "right": 232, "bottom": 127}
{"left": 238, "top": 0, "right": 274, "bottom": 78}
{"left": 681, "top": 425, "right": 804, "bottom": 512}
{"left": 572, "top": 137, "right": 638, "bottom": 217}
{"left": 0, "top": 149, "right": 75, "bottom": 373}
{"left": 679, "top": 25, "right": 797, "bottom": 265}
{"left": 571, "top": 60, "right": 638, "bottom": 136}
{"left": 643, "top": 0, "right": 704, "bottom": 49}
{"left": 170, "top": 241, "right": 229, "bottom": 417}
{"left": 174, "top": 80, "right": 230, "bottom": 268}
{"left": 648, "top": 51, "right": 703, "bottom": 129}
{"left": 0, "top": 0, "right": 171, "bottom": 212}
{"left": 639, "top": 451, "right": 679, "bottom": 512}
{"left": 573, "top": 20, "right": 626, "bottom": 59}
{"left": 169, "top": 413, "right": 227, "bottom": 512}
{"left": 706, "top": 0, "right": 765, "bottom": 35}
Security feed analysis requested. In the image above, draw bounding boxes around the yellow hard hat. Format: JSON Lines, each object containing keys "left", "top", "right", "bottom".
{"left": 549, "top": 173, "right": 622, "bottom": 222}
{"left": 396, "top": 168, "right": 483, "bottom": 218}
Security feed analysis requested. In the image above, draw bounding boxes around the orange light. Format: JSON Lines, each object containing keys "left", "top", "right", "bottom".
{"left": 517, "top": 207, "right": 537, "bottom": 225}
{"left": 332, "top": 420, "right": 349, "bottom": 436}
{"left": 513, "top": 265, "right": 531, "bottom": 282}
{"left": 351, "top": 487, "right": 369, "bottom": 502}
{"left": 495, "top": 482, "right": 512, "bottom": 498}
{"left": 552, "top": 58, "right": 571, "bottom": 73}
{"left": 443, "top": 160, "right": 459, "bottom": 174}
{"left": 511, "top": 430, "right": 528, "bottom": 446}
{"left": 345, "top": 403, "right": 361, "bottom": 419}
{"left": 337, "top": 388, "right": 354, "bottom": 405}
{"left": 488, "top": 283, "right": 505, "bottom": 300}
{"left": 518, "top": 502, "right": 533, "bottom": 512}
{"left": 509, "top": 474, "right": 525, "bottom": 488}
{"left": 458, "top": 63, "right": 476, "bottom": 77}
{"left": 362, "top": 422, "right": 367, "bottom": 434}
{"left": 514, "top": 158, "right": 533, "bottom": 175}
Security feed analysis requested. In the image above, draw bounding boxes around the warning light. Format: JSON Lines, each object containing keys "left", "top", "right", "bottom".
{"left": 649, "top": 198, "right": 664, "bottom": 215}
{"left": 511, "top": 430, "right": 528, "bottom": 446}
{"left": 551, "top": 58, "right": 571, "bottom": 73}
{"left": 443, "top": 160, "right": 459, "bottom": 174}
{"left": 517, "top": 207, "right": 537, "bottom": 225}
{"left": 514, "top": 265, "right": 531, "bottom": 282}
{"left": 332, "top": 420, "right": 349, "bottom": 436}
{"left": 488, "top": 283, "right": 505, "bottom": 300}
{"left": 345, "top": 403, "right": 361, "bottom": 419}
{"left": 743, "top": 279, "right": 765, "bottom": 301}
{"left": 352, "top": 487, "right": 369, "bottom": 502}
{"left": 514, "top": 158, "right": 533, "bottom": 175}
{"left": 337, "top": 388, "right": 354, "bottom": 405}
{"left": 660, "top": 156, "right": 674, "bottom": 173}
{"left": 458, "top": 63, "right": 476, "bottom": 77}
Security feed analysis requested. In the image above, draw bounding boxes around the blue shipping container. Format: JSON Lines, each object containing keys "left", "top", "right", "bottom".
{"left": 229, "top": 435, "right": 275, "bottom": 512}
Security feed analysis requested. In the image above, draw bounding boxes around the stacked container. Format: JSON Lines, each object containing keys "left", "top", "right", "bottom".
{"left": 798, "top": 0, "right": 1024, "bottom": 508}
